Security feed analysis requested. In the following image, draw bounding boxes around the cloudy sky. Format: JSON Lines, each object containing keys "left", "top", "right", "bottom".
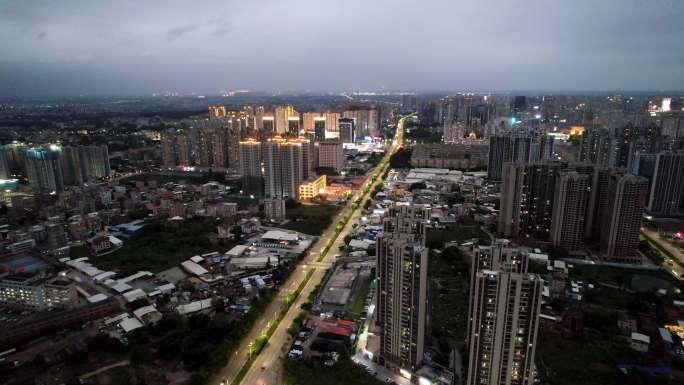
{"left": 1, "top": 0, "right": 683, "bottom": 96}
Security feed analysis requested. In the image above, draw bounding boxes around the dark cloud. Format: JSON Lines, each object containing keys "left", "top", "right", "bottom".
{"left": 167, "top": 24, "right": 197, "bottom": 39}
{"left": 0, "top": 0, "right": 683, "bottom": 96}
{"left": 213, "top": 23, "right": 233, "bottom": 38}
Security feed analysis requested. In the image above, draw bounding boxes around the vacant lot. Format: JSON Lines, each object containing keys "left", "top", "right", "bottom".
{"left": 96, "top": 218, "right": 236, "bottom": 275}
{"left": 426, "top": 224, "right": 491, "bottom": 249}
{"left": 281, "top": 203, "right": 342, "bottom": 236}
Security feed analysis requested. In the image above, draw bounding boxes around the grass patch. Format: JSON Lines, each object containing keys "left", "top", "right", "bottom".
{"left": 570, "top": 263, "right": 679, "bottom": 290}
{"left": 536, "top": 327, "right": 644, "bottom": 385}
{"left": 119, "top": 172, "right": 233, "bottom": 186}
{"left": 281, "top": 203, "right": 342, "bottom": 236}
{"left": 429, "top": 247, "right": 469, "bottom": 342}
{"left": 349, "top": 278, "right": 371, "bottom": 318}
{"left": 96, "top": 218, "right": 236, "bottom": 275}
{"left": 426, "top": 225, "right": 491, "bottom": 249}
{"left": 284, "top": 355, "right": 384, "bottom": 385}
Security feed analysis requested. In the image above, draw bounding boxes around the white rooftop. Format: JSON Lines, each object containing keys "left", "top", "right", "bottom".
{"left": 157, "top": 283, "right": 176, "bottom": 293}
{"left": 631, "top": 332, "right": 650, "bottom": 344}
{"left": 110, "top": 282, "right": 133, "bottom": 293}
{"left": 226, "top": 244, "right": 249, "bottom": 257}
{"left": 262, "top": 230, "right": 298, "bottom": 242}
{"left": 133, "top": 305, "right": 159, "bottom": 321}
{"left": 123, "top": 288, "right": 147, "bottom": 303}
{"left": 181, "top": 260, "right": 209, "bottom": 276}
{"left": 119, "top": 317, "right": 144, "bottom": 333}
{"left": 119, "top": 271, "right": 153, "bottom": 284}
{"left": 108, "top": 235, "right": 123, "bottom": 246}
{"left": 87, "top": 293, "right": 108, "bottom": 303}
{"left": 177, "top": 299, "right": 213, "bottom": 315}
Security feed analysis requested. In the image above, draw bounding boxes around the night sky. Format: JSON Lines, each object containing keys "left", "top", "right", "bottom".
{"left": 1, "top": 0, "right": 683, "bottom": 96}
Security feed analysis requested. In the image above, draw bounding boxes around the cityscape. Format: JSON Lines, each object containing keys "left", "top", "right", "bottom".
{"left": 1, "top": 1, "right": 684, "bottom": 385}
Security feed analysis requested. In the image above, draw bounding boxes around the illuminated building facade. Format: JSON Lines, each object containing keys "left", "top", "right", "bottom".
{"left": 298, "top": 175, "right": 327, "bottom": 200}
{"left": 466, "top": 245, "right": 542, "bottom": 385}
{"left": 238, "top": 138, "right": 264, "bottom": 197}
{"left": 263, "top": 137, "right": 304, "bottom": 199}
{"left": 23, "top": 147, "right": 64, "bottom": 192}
{"left": 376, "top": 205, "right": 429, "bottom": 371}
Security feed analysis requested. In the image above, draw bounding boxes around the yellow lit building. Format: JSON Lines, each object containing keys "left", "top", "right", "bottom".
{"left": 299, "top": 175, "right": 327, "bottom": 200}
{"left": 569, "top": 126, "right": 585, "bottom": 136}
{"left": 209, "top": 105, "right": 227, "bottom": 119}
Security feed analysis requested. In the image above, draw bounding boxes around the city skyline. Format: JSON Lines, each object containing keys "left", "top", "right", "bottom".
{"left": 2, "top": 0, "right": 684, "bottom": 96}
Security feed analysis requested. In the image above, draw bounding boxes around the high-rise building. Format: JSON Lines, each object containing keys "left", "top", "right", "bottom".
{"left": 338, "top": 118, "right": 355, "bottom": 144}
{"left": 487, "top": 136, "right": 535, "bottom": 180}
{"left": 208, "top": 105, "right": 227, "bottom": 119}
{"left": 176, "top": 132, "right": 192, "bottom": 166}
{"left": 263, "top": 198, "right": 286, "bottom": 221}
{"left": 23, "top": 146, "right": 64, "bottom": 192}
{"left": 275, "top": 105, "right": 298, "bottom": 134}
{"left": 324, "top": 112, "right": 340, "bottom": 133}
{"left": 584, "top": 167, "right": 613, "bottom": 243}
{"left": 210, "top": 119, "right": 241, "bottom": 170}
{"left": 60, "top": 146, "right": 83, "bottom": 186}
{"left": 302, "top": 112, "right": 320, "bottom": 133}
{"left": 539, "top": 135, "right": 555, "bottom": 161}
{"left": 368, "top": 108, "right": 380, "bottom": 137}
{"left": 511, "top": 95, "right": 527, "bottom": 116}
{"left": 262, "top": 137, "right": 304, "bottom": 199}
{"left": 401, "top": 94, "right": 417, "bottom": 111}
{"left": 343, "top": 108, "right": 379, "bottom": 137}
{"left": 262, "top": 116, "right": 275, "bottom": 133}
{"left": 161, "top": 131, "right": 177, "bottom": 168}
{"left": 579, "top": 126, "right": 608, "bottom": 165}
{"left": 376, "top": 205, "right": 429, "bottom": 371}
{"left": 498, "top": 161, "right": 565, "bottom": 239}
{"left": 238, "top": 138, "right": 263, "bottom": 197}
{"left": 314, "top": 117, "right": 326, "bottom": 141}
{"left": 195, "top": 124, "right": 214, "bottom": 167}
{"left": 212, "top": 125, "right": 228, "bottom": 168}
{"left": 647, "top": 151, "right": 684, "bottom": 217}
{"left": 498, "top": 163, "right": 527, "bottom": 237}
{"left": 601, "top": 174, "right": 649, "bottom": 262}
{"left": 629, "top": 152, "right": 657, "bottom": 184}
{"left": 0, "top": 143, "right": 26, "bottom": 179}
{"left": 443, "top": 122, "right": 465, "bottom": 143}
{"left": 78, "top": 145, "right": 110, "bottom": 180}
{"left": 550, "top": 171, "right": 590, "bottom": 252}
{"left": 467, "top": 244, "right": 542, "bottom": 385}
{"left": 499, "top": 161, "right": 594, "bottom": 240}
{"left": 297, "top": 137, "right": 314, "bottom": 181}
{"left": 287, "top": 116, "right": 301, "bottom": 136}
{"left": 317, "top": 140, "right": 344, "bottom": 173}
{"left": 46, "top": 222, "right": 68, "bottom": 250}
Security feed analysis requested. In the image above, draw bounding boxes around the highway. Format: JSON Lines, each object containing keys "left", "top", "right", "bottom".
{"left": 217, "top": 115, "right": 408, "bottom": 385}
{"left": 641, "top": 227, "right": 684, "bottom": 281}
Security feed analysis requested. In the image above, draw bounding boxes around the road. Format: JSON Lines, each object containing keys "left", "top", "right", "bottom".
{"left": 353, "top": 290, "right": 411, "bottom": 385}
{"left": 641, "top": 227, "right": 684, "bottom": 281}
{"left": 213, "top": 206, "right": 344, "bottom": 385}
{"left": 225, "top": 115, "right": 408, "bottom": 385}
